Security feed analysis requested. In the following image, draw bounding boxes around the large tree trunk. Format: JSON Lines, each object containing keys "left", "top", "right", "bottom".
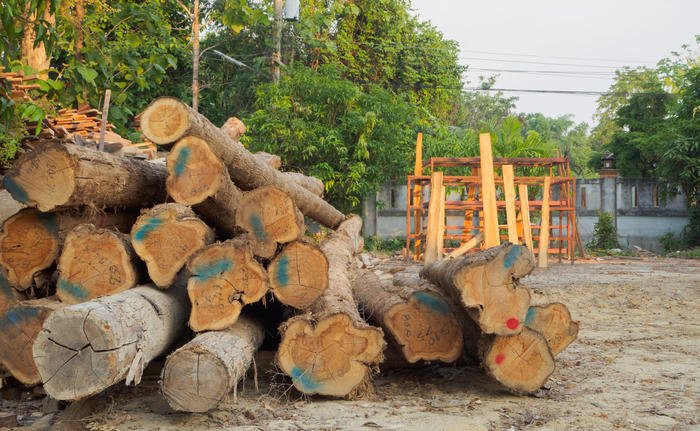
{"left": 139, "top": 98, "right": 344, "bottom": 228}
{"left": 56, "top": 224, "right": 141, "bottom": 304}
{"left": 20, "top": 4, "right": 54, "bottom": 74}
{"left": 0, "top": 208, "right": 137, "bottom": 290}
{"left": 420, "top": 243, "right": 534, "bottom": 335}
{"left": 525, "top": 302, "right": 579, "bottom": 356}
{"left": 276, "top": 216, "right": 385, "bottom": 398}
{"left": 235, "top": 186, "right": 304, "bottom": 259}
{"left": 352, "top": 270, "right": 463, "bottom": 364}
{"left": 130, "top": 203, "right": 215, "bottom": 288}
{"left": 161, "top": 315, "right": 264, "bottom": 412}
{"left": 3, "top": 143, "right": 167, "bottom": 212}
{"left": 186, "top": 238, "right": 268, "bottom": 332}
{"left": 0, "top": 298, "right": 63, "bottom": 386}
{"left": 166, "top": 136, "right": 243, "bottom": 238}
{"left": 268, "top": 240, "right": 328, "bottom": 309}
{"left": 33, "top": 284, "right": 190, "bottom": 401}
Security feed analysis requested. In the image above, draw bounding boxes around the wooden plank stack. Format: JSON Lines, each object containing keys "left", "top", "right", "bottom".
{"left": 0, "top": 97, "right": 579, "bottom": 416}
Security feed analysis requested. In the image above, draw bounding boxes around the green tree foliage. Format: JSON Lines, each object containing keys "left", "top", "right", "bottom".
{"left": 588, "top": 211, "right": 619, "bottom": 250}
{"left": 0, "top": 0, "right": 60, "bottom": 62}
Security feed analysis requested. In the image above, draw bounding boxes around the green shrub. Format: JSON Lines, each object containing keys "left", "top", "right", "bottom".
{"left": 588, "top": 211, "right": 619, "bottom": 250}
{"left": 363, "top": 236, "right": 405, "bottom": 253}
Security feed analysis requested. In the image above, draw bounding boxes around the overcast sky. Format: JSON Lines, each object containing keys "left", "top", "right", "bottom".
{"left": 409, "top": 0, "right": 700, "bottom": 126}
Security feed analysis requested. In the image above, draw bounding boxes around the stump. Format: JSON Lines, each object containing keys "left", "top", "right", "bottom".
{"left": 268, "top": 240, "right": 328, "bottom": 309}
{"left": 187, "top": 239, "right": 268, "bottom": 332}
{"left": 139, "top": 97, "right": 344, "bottom": 228}
{"left": 131, "top": 203, "right": 215, "bottom": 288}
{"left": 0, "top": 208, "right": 137, "bottom": 290}
{"left": 0, "top": 298, "right": 63, "bottom": 386}
{"left": 277, "top": 216, "right": 386, "bottom": 398}
{"left": 3, "top": 143, "right": 167, "bottom": 212}
{"left": 525, "top": 302, "right": 579, "bottom": 356}
{"left": 33, "top": 285, "right": 190, "bottom": 400}
{"left": 57, "top": 224, "right": 140, "bottom": 304}
{"left": 161, "top": 315, "right": 264, "bottom": 412}
{"left": 352, "top": 270, "right": 463, "bottom": 363}
{"left": 235, "top": 186, "right": 304, "bottom": 259}
{"left": 166, "top": 136, "right": 243, "bottom": 237}
{"left": 421, "top": 243, "right": 534, "bottom": 335}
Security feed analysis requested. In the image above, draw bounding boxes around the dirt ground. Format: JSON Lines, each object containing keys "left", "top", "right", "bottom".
{"left": 2, "top": 256, "right": 699, "bottom": 431}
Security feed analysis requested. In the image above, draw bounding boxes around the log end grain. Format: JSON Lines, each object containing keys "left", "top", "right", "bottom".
{"left": 166, "top": 136, "right": 226, "bottom": 206}
{"left": 0, "top": 268, "right": 20, "bottom": 314}
{"left": 277, "top": 313, "right": 385, "bottom": 397}
{"left": 140, "top": 97, "right": 191, "bottom": 145}
{"left": 525, "top": 302, "right": 579, "bottom": 356}
{"left": 268, "top": 241, "right": 328, "bottom": 309}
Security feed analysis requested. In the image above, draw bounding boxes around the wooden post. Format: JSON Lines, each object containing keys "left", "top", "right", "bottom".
{"left": 518, "top": 185, "right": 534, "bottom": 251}
{"left": 538, "top": 176, "right": 551, "bottom": 268}
{"left": 413, "top": 133, "right": 423, "bottom": 260}
{"left": 479, "top": 134, "right": 499, "bottom": 248}
{"left": 97, "top": 89, "right": 111, "bottom": 152}
{"left": 424, "top": 171, "right": 444, "bottom": 264}
{"left": 502, "top": 165, "right": 518, "bottom": 244}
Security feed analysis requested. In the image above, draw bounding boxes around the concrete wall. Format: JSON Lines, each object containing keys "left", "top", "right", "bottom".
{"left": 365, "top": 177, "right": 690, "bottom": 251}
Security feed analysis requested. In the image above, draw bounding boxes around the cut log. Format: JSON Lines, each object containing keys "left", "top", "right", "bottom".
{"left": 254, "top": 151, "right": 282, "bottom": 169}
{"left": 276, "top": 216, "right": 385, "bottom": 398}
{"left": 0, "top": 298, "right": 63, "bottom": 386}
{"left": 525, "top": 302, "right": 579, "bottom": 355}
{"left": 0, "top": 268, "right": 20, "bottom": 314}
{"left": 268, "top": 240, "right": 328, "bottom": 309}
{"left": 221, "top": 117, "right": 246, "bottom": 142}
{"left": 352, "top": 270, "right": 463, "bottom": 363}
{"left": 2, "top": 142, "right": 167, "bottom": 212}
{"left": 57, "top": 224, "right": 140, "bottom": 304}
{"left": 139, "top": 97, "right": 344, "bottom": 228}
{"left": 283, "top": 172, "right": 324, "bottom": 197}
{"left": 478, "top": 327, "right": 555, "bottom": 394}
{"left": 131, "top": 203, "right": 215, "bottom": 288}
{"left": 420, "top": 243, "right": 534, "bottom": 335}
{"left": 33, "top": 284, "right": 190, "bottom": 401}
{"left": 161, "top": 315, "right": 264, "bottom": 412}
{"left": 187, "top": 239, "right": 268, "bottom": 332}
{"left": 235, "top": 186, "right": 304, "bottom": 259}
{"left": 0, "top": 208, "right": 137, "bottom": 290}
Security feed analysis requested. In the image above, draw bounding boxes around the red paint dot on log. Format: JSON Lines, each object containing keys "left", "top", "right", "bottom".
{"left": 495, "top": 353, "right": 505, "bottom": 364}
{"left": 506, "top": 318, "right": 519, "bottom": 330}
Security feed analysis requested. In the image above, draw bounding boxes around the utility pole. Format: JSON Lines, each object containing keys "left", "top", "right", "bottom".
{"left": 192, "top": 0, "right": 200, "bottom": 112}
{"left": 272, "top": 0, "right": 283, "bottom": 83}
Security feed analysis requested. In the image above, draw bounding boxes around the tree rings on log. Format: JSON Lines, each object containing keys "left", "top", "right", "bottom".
{"left": 268, "top": 241, "right": 328, "bottom": 309}
{"left": 236, "top": 186, "right": 303, "bottom": 259}
{"left": 57, "top": 224, "right": 139, "bottom": 304}
{"left": 525, "top": 302, "right": 579, "bottom": 355}
{"left": 3, "top": 143, "right": 167, "bottom": 211}
{"left": 131, "top": 204, "right": 214, "bottom": 288}
{"left": 187, "top": 239, "right": 268, "bottom": 332}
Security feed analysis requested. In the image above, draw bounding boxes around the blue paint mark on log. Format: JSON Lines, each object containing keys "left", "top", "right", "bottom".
{"left": 3, "top": 176, "right": 28, "bottom": 204}
{"left": 250, "top": 214, "right": 267, "bottom": 242}
{"left": 413, "top": 291, "right": 450, "bottom": 316}
{"left": 133, "top": 217, "right": 162, "bottom": 242}
{"left": 276, "top": 256, "right": 290, "bottom": 287}
{"left": 524, "top": 307, "right": 537, "bottom": 327}
{"left": 0, "top": 306, "right": 39, "bottom": 330}
{"left": 174, "top": 147, "right": 191, "bottom": 177}
{"left": 503, "top": 246, "right": 522, "bottom": 269}
{"left": 290, "top": 366, "right": 320, "bottom": 391}
{"left": 37, "top": 211, "right": 59, "bottom": 237}
{"left": 58, "top": 278, "right": 88, "bottom": 301}
{"left": 194, "top": 259, "right": 233, "bottom": 282}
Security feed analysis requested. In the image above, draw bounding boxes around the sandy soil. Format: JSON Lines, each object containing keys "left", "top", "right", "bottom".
{"left": 2, "top": 256, "right": 699, "bottom": 431}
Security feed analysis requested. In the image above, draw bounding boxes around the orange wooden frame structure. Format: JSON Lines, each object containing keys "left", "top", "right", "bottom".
{"left": 406, "top": 155, "right": 578, "bottom": 263}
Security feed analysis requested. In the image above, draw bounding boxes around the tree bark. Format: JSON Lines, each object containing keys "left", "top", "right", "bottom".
{"left": 268, "top": 240, "right": 328, "bottom": 309}
{"left": 3, "top": 143, "right": 167, "bottom": 212}
{"left": 139, "top": 97, "right": 344, "bottom": 228}
{"left": 525, "top": 302, "right": 579, "bottom": 356}
{"left": 186, "top": 238, "right": 268, "bottom": 332}
{"left": 0, "top": 208, "right": 137, "bottom": 290}
{"left": 57, "top": 224, "right": 141, "bottom": 304}
{"left": 352, "top": 270, "right": 463, "bottom": 364}
{"left": 253, "top": 151, "right": 281, "bottom": 169}
{"left": 33, "top": 284, "right": 190, "bottom": 401}
{"left": 0, "top": 297, "right": 63, "bottom": 386}
{"left": 420, "top": 243, "right": 534, "bottom": 335}
{"left": 131, "top": 203, "right": 214, "bottom": 288}
{"left": 161, "top": 315, "right": 264, "bottom": 412}
{"left": 276, "top": 216, "right": 385, "bottom": 398}
{"left": 166, "top": 136, "right": 244, "bottom": 238}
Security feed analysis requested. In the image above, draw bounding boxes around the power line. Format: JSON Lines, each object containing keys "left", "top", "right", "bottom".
{"left": 459, "top": 49, "right": 656, "bottom": 65}
{"left": 458, "top": 56, "right": 646, "bottom": 69}
{"left": 465, "top": 87, "right": 606, "bottom": 96}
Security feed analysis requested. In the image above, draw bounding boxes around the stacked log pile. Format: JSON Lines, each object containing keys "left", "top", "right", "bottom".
{"left": 0, "top": 96, "right": 578, "bottom": 417}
